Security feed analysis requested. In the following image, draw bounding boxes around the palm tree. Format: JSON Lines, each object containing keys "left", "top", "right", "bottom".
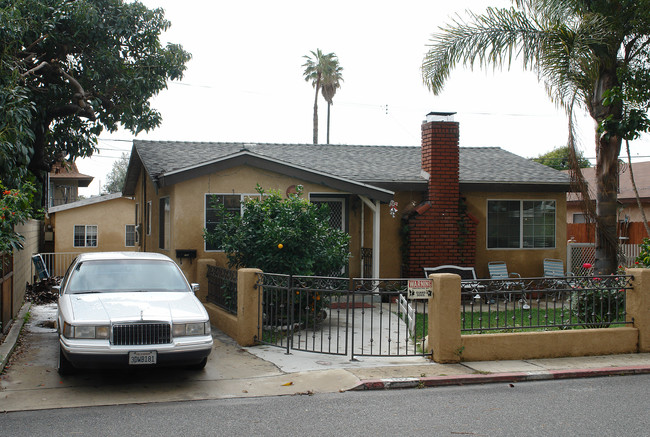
{"left": 302, "top": 49, "right": 340, "bottom": 144}
{"left": 321, "top": 59, "right": 343, "bottom": 144}
{"left": 421, "top": 0, "right": 650, "bottom": 274}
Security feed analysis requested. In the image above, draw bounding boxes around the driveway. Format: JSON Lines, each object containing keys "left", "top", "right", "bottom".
{"left": 0, "top": 304, "right": 362, "bottom": 412}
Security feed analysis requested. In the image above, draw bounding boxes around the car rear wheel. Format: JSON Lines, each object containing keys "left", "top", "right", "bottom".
{"left": 58, "top": 345, "right": 75, "bottom": 375}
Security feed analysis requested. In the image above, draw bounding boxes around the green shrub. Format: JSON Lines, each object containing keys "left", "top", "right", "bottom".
{"left": 635, "top": 238, "right": 650, "bottom": 267}
{"left": 571, "top": 275, "right": 628, "bottom": 328}
{"left": 203, "top": 184, "right": 350, "bottom": 276}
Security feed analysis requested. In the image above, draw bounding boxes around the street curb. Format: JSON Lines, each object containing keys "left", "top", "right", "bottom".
{"left": 0, "top": 303, "right": 31, "bottom": 374}
{"left": 350, "top": 365, "right": 650, "bottom": 391}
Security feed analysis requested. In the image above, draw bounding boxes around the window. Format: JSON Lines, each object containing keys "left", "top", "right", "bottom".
{"left": 159, "top": 197, "right": 170, "bottom": 250}
{"left": 573, "top": 213, "right": 588, "bottom": 224}
{"left": 125, "top": 225, "right": 136, "bottom": 247}
{"left": 204, "top": 194, "right": 260, "bottom": 251}
{"left": 310, "top": 197, "right": 346, "bottom": 231}
{"left": 487, "top": 200, "right": 556, "bottom": 249}
{"left": 73, "top": 225, "right": 98, "bottom": 247}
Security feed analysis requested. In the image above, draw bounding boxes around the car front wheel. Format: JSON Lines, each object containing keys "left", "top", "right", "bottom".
{"left": 187, "top": 357, "right": 208, "bottom": 371}
{"left": 57, "top": 344, "right": 75, "bottom": 375}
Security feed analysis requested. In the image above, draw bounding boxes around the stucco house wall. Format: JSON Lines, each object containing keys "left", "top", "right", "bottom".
{"left": 465, "top": 191, "right": 568, "bottom": 279}
{"left": 49, "top": 194, "right": 135, "bottom": 253}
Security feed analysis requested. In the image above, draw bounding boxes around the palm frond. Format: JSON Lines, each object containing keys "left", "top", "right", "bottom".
{"left": 422, "top": 7, "right": 549, "bottom": 94}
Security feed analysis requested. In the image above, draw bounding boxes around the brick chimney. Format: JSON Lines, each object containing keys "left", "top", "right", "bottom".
{"left": 404, "top": 112, "right": 477, "bottom": 277}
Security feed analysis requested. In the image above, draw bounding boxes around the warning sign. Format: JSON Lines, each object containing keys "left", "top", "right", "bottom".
{"left": 407, "top": 279, "right": 433, "bottom": 299}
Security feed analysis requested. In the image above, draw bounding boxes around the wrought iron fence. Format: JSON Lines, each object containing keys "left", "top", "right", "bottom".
{"left": 256, "top": 274, "right": 430, "bottom": 359}
{"left": 206, "top": 265, "right": 237, "bottom": 314}
{"left": 459, "top": 275, "right": 633, "bottom": 333}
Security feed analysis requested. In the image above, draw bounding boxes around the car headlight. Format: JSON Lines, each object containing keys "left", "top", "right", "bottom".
{"left": 172, "top": 322, "right": 211, "bottom": 337}
{"left": 63, "top": 322, "right": 110, "bottom": 339}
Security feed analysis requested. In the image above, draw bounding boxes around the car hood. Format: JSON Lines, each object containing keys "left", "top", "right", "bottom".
{"left": 65, "top": 292, "right": 206, "bottom": 323}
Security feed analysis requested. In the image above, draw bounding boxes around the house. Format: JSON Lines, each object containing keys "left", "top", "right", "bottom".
{"left": 566, "top": 161, "right": 650, "bottom": 244}
{"left": 47, "top": 161, "right": 94, "bottom": 208}
{"left": 47, "top": 192, "right": 136, "bottom": 254}
{"left": 122, "top": 112, "right": 571, "bottom": 289}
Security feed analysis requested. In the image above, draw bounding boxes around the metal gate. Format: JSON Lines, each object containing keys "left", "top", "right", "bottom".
{"left": 256, "top": 273, "right": 429, "bottom": 360}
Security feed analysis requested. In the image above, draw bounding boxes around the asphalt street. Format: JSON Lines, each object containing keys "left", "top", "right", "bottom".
{"left": 1, "top": 374, "right": 649, "bottom": 436}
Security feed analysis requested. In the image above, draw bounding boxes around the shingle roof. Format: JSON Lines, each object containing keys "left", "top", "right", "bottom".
{"left": 566, "top": 161, "right": 650, "bottom": 202}
{"left": 131, "top": 140, "right": 570, "bottom": 187}
{"left": 48, "top": 192, "right": 125, "bottom": 213}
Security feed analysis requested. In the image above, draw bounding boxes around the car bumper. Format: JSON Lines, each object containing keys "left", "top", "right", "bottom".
{"left": 60, "top": 336, "right": 213, "bottom": 368}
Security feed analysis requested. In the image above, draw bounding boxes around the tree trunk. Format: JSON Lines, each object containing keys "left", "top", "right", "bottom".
{"left": 326, "top": 102, "right": 331, "bottom": 144}
{"left": 594, "top": 133, "right": 621, "bottom": 274}
{"left": 312, "top": 82, "right": 320, "bottom": 145}
{"left": 27, "top": 121, "right": 50, "bottom": 182}
{"left": 591, "top": 69, "right": 622, "bottom": 275}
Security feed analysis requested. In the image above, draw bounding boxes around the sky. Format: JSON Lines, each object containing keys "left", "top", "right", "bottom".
{"left": 77, "top": 0, "right": 650, "bottom": 196}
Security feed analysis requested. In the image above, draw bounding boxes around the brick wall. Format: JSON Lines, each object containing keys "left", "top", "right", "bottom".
{"left": 405, "top": 120, "right": 477, "bottom": 277}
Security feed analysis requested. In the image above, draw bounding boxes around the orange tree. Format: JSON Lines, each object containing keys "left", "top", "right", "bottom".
{"left": 204, "top": 185, "right": 350, "bottom": 277}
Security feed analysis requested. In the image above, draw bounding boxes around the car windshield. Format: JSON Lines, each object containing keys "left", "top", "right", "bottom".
{"left": 65, "top": 259, "right": 189, "bottom": 294}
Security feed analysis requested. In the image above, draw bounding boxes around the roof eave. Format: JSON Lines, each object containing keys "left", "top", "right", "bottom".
{"left": 460, "top": 181, "right": 572, "bottom": 193}
{"left": 158, "top": 152, "right": 395, "bottom": 203}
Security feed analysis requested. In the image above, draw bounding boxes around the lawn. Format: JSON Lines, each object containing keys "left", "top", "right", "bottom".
{"left": 414, "top": 306, "right": 627, "bottom": 337}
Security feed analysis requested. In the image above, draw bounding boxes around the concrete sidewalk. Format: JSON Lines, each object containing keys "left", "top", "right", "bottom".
{"left": 1, "top": 302, "right": 650, "bottom": 412}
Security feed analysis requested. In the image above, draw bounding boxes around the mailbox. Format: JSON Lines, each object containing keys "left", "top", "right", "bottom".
{"left": 175, "top": 249, "right": 197, "bottom": 264}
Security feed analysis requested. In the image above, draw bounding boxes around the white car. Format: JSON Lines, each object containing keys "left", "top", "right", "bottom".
{"left": 56, "top": 252, "right": 213, "bottom": 374}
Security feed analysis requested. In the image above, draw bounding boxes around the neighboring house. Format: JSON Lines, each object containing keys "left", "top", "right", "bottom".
{"left": 566, "top": 161, "right": 650, "bottom": 244}
{"left": 47, "top": 192, "right": 136, "bottom": 254}
{"left": 123, "top": 112, "right": 571, "bottom": 289}
{"left": 47, "top": 161, "right": 94, "bottom": 208}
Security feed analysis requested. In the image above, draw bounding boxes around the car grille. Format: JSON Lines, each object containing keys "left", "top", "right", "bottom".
{"left": 112, "top": 323, "right": 171, "bottom": 346}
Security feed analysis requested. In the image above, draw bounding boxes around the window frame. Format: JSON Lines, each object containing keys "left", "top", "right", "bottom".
{"left": 486, "top": 199, "right": 557, "bottom": 250}
{"left": 204, "top": 193, "right": 261, "bottom": 252}
{"left": 125, "top": 224, "right": 136, "bottom": 247}
{"left": 73, "top": 224, "right": 98, "bottom": 248}
{"left": 308, "top": 194, "right": 348, "bottom": 233}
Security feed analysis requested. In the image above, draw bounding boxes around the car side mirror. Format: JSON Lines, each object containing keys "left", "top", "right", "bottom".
{"left": 191, "top": 283, "right": 200, "bottom": 294}
{"left": 52, "top": 285, "right": 61, "bottom": 296}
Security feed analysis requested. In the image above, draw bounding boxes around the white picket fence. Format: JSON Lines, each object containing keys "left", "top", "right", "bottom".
{"left": 398, "top": 294, "right": 416, "bottom": 335}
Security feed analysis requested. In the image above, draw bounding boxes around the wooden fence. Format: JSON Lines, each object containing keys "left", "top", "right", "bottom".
{"left": 568, "top": 222, "right": 649, "bottom": 244}
{"left": 0, "top": 253, "right": 13, "bottom": 333}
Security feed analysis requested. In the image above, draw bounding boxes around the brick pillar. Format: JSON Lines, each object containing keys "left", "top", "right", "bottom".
{"left": 405, "top": 113, "right": 476, "bottom": 277}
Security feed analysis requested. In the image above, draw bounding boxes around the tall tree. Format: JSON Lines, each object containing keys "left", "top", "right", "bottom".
{"left": 320, "top": 58, "right": 343, "bottom": 144}
{"left": 421, "top": 0, "right": 650, "bottom": 274}
{"left": 302, "top": 49, "right": 339, "bottom": 144}
{"left": 0, "top": 0, "right": 190, "bottom": 193}
{"left": 103, "top": 153, "right": 130, "bottom": 194}
{"left": 532, "top": 146, "right": 591, "bottom": 170}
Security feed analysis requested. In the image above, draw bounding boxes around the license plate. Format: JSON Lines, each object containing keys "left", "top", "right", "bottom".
{"left": 128, "top": 351, "right": 157, "bottom": 365}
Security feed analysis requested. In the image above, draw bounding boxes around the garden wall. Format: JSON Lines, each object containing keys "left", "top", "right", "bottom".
{"left": 428, "top": 269, "right": 650, "bottom": 363}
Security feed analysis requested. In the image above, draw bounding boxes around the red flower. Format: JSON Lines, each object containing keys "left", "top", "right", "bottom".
{"left": 2, "top": 190, "right": 10, "bottom": 195}
{"left": 583, "top": 263, "right": 592, "bottom": 269}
